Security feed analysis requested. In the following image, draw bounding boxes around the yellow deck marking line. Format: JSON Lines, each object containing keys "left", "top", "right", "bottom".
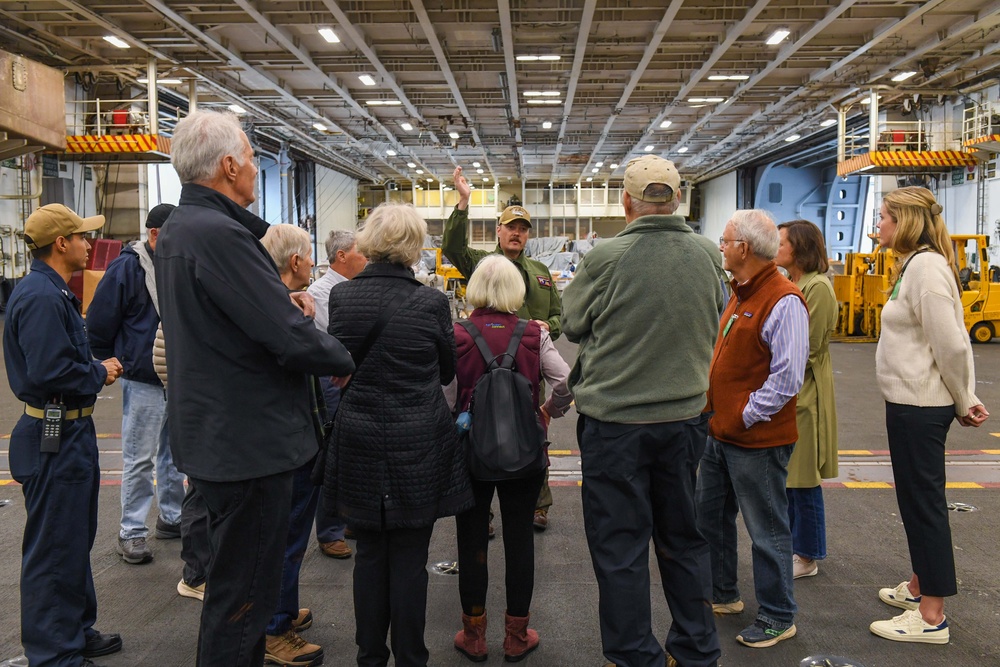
{"left": 990, "top": 433, "right": 1000, "bottom": 438}
{"left": 548, "top": 449, "right": 574, "bottom": 456}
{"left": 843, "top": 481, "right": 892, "bottom": 488}
{"left": 840, "top": 450, "right": 873, "bottom": 455}
{"left": 946, "top": 482, "right": 983, "bottom": 489}
{"left": 983, "top": 450, "right": 1000, "bottom": 455}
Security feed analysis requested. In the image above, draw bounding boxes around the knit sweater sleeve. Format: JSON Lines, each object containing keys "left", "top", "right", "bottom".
{"left": 910, "top": 257, "right": 980, "bottom": 414}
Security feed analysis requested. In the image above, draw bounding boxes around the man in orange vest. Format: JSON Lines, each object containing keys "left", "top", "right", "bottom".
{"left": 698, "top": 209, "right": 809, "bottom": 649}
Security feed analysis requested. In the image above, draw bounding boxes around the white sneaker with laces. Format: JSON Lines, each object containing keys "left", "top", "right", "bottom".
{"left": 869, "top": 609, "right": 949, "bottom": 644}
{"left": 792, "top": 554, "right": 818, "bottom": 579}
{"left": 879, "top": 581, "right": 921, "bottom": 610}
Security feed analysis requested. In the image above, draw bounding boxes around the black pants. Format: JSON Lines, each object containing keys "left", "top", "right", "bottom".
{"left": 579, "top": 414, "right": 720, "bottom": 667}
{"left": 456, "top": 472, "right": 545, "bottom": 617}
{"left": 181, "top": 479, "right": 211, "bottom": 587}
{"left": 885, "top": 402, "right": 958, "bottom": 597}
{"left": 354, "top": 524, "right": 435, "bottom": 667}
{"left": 192, "top": 471, "right": 294, "bottom": 666}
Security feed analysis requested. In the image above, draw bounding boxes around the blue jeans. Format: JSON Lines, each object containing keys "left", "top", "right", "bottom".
{"left": 120, "top": 378, "right": 185, "bottom": 539}
{"left": 316, "top": 376, "right": 347, "bottom": 543}
{"left": 696, "top": 436, "right": 796, "bottom": 627}
{"left": 268, "top": 461, "right": 321, "bottom": 636}
{"left": 787, "top": 486, "right": 826, "bottom": 560}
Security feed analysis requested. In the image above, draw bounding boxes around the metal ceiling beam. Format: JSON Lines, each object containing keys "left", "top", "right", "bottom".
{"left": 680, "top": 0, "right": 951, "bottom": 172}
{"left": 497, "top": 0, "right": 523, "bottom": 178}
{"left": 576, "top": 0, "right": 685, "bottom": 183}
{"left": 549, "top": 0, "right": 597, "bottom": 183}
{"left": 661, "top": 0, "right": 856, "bottom": 164}
{"left": 408, "top": 0, "right": 496, "bottom": 179}
{"left": 621, "top": 0, "right": 774, "bottom": 167}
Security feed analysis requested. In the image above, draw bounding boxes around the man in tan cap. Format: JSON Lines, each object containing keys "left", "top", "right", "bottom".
{"left": 562, "top": 155, "right": 725, "bottom": 667}
{"left": 3, "top": 203, "right": 125, "bottom": 666}
{"left": 444, "top": 166, "right": 563, "bottom": 530}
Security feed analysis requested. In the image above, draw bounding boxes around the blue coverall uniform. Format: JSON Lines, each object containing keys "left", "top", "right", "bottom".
{"left": 3, "top": 259, "right": 110, "bottom": 667}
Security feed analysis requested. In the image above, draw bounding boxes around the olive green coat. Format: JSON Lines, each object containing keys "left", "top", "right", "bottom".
{"left": 442, "top": 207, "right": 562, "bottom": 339}
{"left": 787, "top": 271, "right": 839, "bottom": 487}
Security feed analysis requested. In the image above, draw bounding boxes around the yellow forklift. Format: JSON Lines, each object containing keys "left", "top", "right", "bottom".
{"left": 953, "top": 234, "right": 1000, "bottom": 343}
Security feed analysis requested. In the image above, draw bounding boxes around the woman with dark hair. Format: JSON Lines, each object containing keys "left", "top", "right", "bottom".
{"left": 324, "top": 202, "right": 474, "bottom": 666}
{"left": 869, "top": 186, "right": 988, "bottom": 644}
{"left": 774, "top": 220, "right": 838, "bottom": 581}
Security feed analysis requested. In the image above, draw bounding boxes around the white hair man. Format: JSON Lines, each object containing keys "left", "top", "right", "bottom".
{"left": 154, "top": 110, "right": 355, "bottom": 666}
{"left": 562, "top": 155, "right": 725, "bottom": 667}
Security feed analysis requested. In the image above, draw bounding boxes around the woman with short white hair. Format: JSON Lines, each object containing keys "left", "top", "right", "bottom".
{"left": 451, "top": 254, "right": 573, "bottom": 663}
{"left": 262, "top": 224, "right": 314, "bottom": 290}
{"left": 322, "top": 202, "right": 474, "bottom": 667}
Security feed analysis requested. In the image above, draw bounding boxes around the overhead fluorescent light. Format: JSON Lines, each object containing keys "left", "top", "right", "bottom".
{"left": 595, "top": 162, "right": 604, "bottom": 167}
{"left": 400, "top": 122, "right": 413, "bottom": 131}
{"left": 688, "top": 97, "right": 725, "bottom": 103}
{"left": 677, "top": 147, "right": 689, "bottom": 153}
{"left": 730, "top": 74, "right": 750, "bottom": 80}
{"left": 319, "top": 27, "right": 340, "bottom": 43}
{"left": 524, "top": 91, "right": 561, "bottom": 97}
{"left": 449, "top": 131, "right": 460, "bottom": 139}
{"left": 785, "top": 134, "right": 801, "bottom": 142}
{"left": 766, "top": 29, "right": 790, "bottom": 45}
{"left": 527, "top": 100, "right": 562, "bottom": 105}
{"left": 103, "top": 35, "right": 130, "bottom": 49}
{"left": 228, "top": 104, "right": 247, "bottom": 114}
{"left": 365, "top": 100, "right": 402, "bottom": 106}
{"left": 516, "top": 55, "right": 562, "bottom": 61}
{"left": 473, "top": 161, "right": 481, "bottom": 168}
{"left": 859, "top": 95, "right": 882, "bottom": 105}
{"left": 891, "top": 71, "right": 917, "bottom": 82}
{"left": 427, "top": 178, "right": 434, "bottom": 182}
{"left": 708, "top": 75, "right": 729, "bottom": 81}
{"left": 659, "top": 120, "right": 672, "bottom": 129}
{"left": 138, "top": 78, "right": 182, "bottom": 84}
{"left": 592, "top": 168, "right": 599, "bottom": 173}
{"left": 386, "top": 149, "right": 397, "bottom": 156}
{"left": 586, "top": 177, "right": 593, "bottom": 182}
{"left": 644, "top": 145, "right": 655, "bottom": 152}
{"left": 358, "top": 74, "right": 376, "bottom": 86}
{"left": 610, "top": 163, "right": 619, "bottom": 169}
{"left": 416, "top": 169, "right": 424, "bottom": 174}
{"left": 483, "top": 177, "right": 489, "bottom": 182}
{"left": 820, "top": 119, "right": 837, "bottom": 127}
{"left": 407, "top": 162, "right": 416, "bottom": 168}
{"left": 708, "top": 74, "right": 751, "bottom": 81}
{"left": 542, "top": 121, "right": 553, "bottom": 129}
{"left": 313, "top": 123, "right": 327, "bottom": 131}
{"left": 476, "top": 168, "right": 484, "bottom": 174}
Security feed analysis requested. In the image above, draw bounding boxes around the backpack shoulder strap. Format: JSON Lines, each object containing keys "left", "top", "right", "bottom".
{"left": 500, "top": 319, "right": 528, "bottom": 369}
{"left": 458, "top": 319, "right": 496, "bottom": 367}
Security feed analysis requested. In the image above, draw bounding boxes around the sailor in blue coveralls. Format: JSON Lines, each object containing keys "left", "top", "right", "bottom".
{"left": 3, "top": 204, "right": 125, "bottom": 667}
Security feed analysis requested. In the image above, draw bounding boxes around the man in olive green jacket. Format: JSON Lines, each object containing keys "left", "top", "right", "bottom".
{"left": 443, "top": 166, "right": 562, "bottom": 527}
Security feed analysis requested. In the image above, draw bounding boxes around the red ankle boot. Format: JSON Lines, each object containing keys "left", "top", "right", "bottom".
{"left": 454, "top": 612, "right": 488, "bottom": 662}
{"left": 503, "top": 612, "right": 539, "bottom": 662}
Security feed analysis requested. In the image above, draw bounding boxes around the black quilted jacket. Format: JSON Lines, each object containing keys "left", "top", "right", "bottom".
{"left": 323, "top": 262, "right": 474, "bottom": 530}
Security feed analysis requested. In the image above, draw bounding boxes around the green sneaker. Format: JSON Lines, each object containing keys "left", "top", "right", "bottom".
{"left": 736, "top": 620, "right": 797, "bottom": 648}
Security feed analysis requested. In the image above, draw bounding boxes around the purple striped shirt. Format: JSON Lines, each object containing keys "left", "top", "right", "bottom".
{"left": 742, "top": 294, "right": 810, "bottom": 429}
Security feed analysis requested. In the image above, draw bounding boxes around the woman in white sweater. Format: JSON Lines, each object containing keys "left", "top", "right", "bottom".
{"left": 870, "top": 186, "right": 989, "bottom": 645}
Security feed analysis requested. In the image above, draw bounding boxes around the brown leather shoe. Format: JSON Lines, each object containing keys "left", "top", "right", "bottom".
{"left": 291, "top": 608, "right": 312, "bottom": 631}
{"left": 319, "top": 539, "right": 352, "bottom": 559}
{"left": 264, "top": 629, "right": 323, "bottom": 666}
{"left": 533, "top": 509, "right": 548, "bottom": 531}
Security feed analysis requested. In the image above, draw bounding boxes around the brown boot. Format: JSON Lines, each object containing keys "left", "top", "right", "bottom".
{"left": 454, "top": 612, "right": 488, "bottom": 662}
{"left": 503, "top": 612, "right": 539, "bottom": 662}
{"left": 264, "top": 629, "right": 323, "bottom": 666}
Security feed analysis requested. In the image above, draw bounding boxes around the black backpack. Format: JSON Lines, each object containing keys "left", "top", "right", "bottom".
{"left": 458, "top": 319, "right": 547, "bottom": 481}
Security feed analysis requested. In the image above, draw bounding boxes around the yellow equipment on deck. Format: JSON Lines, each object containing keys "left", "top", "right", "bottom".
{"left": 834, "top": 234, "right": 1000, "bottom": 343}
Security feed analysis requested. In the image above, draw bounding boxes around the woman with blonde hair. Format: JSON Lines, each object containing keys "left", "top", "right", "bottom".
{"left": 870, "top": 186, "right": 989, "bottom": 645}
{"left": 774, "top": 220, "right": 838, "bottom": 580}
{"left": 323, "top": 203, "right": 474, "bottom": 666}
{"left": 451, "top": 254, "right": 572, "bottom": 663}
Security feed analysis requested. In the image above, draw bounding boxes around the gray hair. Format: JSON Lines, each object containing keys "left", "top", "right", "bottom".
{"left": 171, "top": 111, "right": 248, "bottom": 184}
{"left": 465, "top": 255, "right": 526, "bottom": 313}
{"left": 630, "top": 183, "right": 679, "bottom": 218}
{"left": 356, "top": 202, "right": 426, "bottom": 267}
{"left": 261, "top": 224, "right": 312, "bottom": 272}
{"left": 325, "top": 229, "right": 356, "bottom": 263}
{"left": 731, "top": 209, "right": 779, "bottom": 260}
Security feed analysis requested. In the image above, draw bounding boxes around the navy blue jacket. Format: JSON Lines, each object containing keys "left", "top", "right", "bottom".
{"left": 87, "top": 243, "right": 161, "bottom": 385}
{"left": 155, "top": 183, "right": 355, "bottom": 482}
{"left": 4, "top": 260, "right": 108, "bottom": 409}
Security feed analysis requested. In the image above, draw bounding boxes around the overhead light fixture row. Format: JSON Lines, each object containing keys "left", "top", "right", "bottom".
{"left": 312, "top": 123, "right": 327, "bottom": 131}
{"left": 407, "top": 162, "right": 417, "bottom": 168}
{"left": 688, "top": 97, "right": 725, "bottom": 103}
{"left": 542, "top": 121, "right": 553, "bottom": 129}
{"left": 400, "top": 122, "right": 413, "bottom": 131}
{"left": 386, "top": 149, "right": 397, "bottom": 156}
{"left": 103, "top": 35, "right": 130, "bottom": 49}
{"left": 766, "top": 29, "right": 790, "bottom": 45}
{"left": 820, "top": 119, "right": 837, "bottom": 127}
{"left": 449, "top": 131, "right": 460, "bottom": 139}
{"left": 785, "top": 134, "right": 801, "bottom": 142}
{"left": 527, "top": 100, "right": 561, "bottom": 105}
{"left": 644, "top": 145, "right": 655, "bottom": 152}
{"left": 677, "top": 147, "right": 689, "bottom": 153}
{"left": 524, "top": 91, "right": 561, "bottom": 97}
{"left": 891, "top": 71, "right": 917, "bottom": 82}
{"left": 319, "top": 27, "right": 340, "bottom": 43}
{"left": 358, "top": 74, "right": 376, "bottom": 86}
{"left": 366, "top": 100, "right": 402, "bottom": 106}
{"left": 659, "top": 120, "right": 673, "bottom": 129}
{"left": 516, "top": 55, "right": 561, "bottom": 61}
{"left": 707, "top": 74, "right": 751, "bottom": 81}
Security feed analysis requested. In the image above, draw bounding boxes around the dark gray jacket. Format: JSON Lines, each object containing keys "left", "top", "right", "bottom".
{"left": 155, "top": 183, "right": 354, "bottom": 482}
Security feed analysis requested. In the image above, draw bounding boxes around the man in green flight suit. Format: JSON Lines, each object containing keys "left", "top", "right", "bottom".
{"left": 443, "top": 166, "right": 562, "bottom": 530}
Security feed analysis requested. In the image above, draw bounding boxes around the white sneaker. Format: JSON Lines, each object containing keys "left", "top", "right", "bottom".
{"left": 792, "top": 555, "right": 818, "bottom": 579}
{"left": 177, "top": 579, "right": 205, "bottom": 601}
{"left": 878, "top": 581, "right": 921, "bottom": 610}
{"left": 712, "top": 599, "right": 744, "bottom": 615}
{"left": 870, "top": 609, "right": 949, "bottom": 644}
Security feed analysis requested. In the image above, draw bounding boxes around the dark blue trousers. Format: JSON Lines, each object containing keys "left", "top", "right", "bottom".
{"left": 10, "top": 416, "right": 100, "bottom": 667}
{"left": 181, "top": 480, "right": 210, "bottom": 587}
{"left": 579, "top": 413, "right": 720, "bottom": 667}
{"left": 267, "top": 461, "right": 321, "bottom": 635}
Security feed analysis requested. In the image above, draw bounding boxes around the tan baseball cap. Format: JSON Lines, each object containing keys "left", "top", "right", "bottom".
{"left": 624, "top": 155, "right": 681, "bottom": 203}
{"left": 498, "top": 205, "right": 531, "bottom": 227}
{"left": 24, "top": 204, "right": 105, "bottom": 250}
